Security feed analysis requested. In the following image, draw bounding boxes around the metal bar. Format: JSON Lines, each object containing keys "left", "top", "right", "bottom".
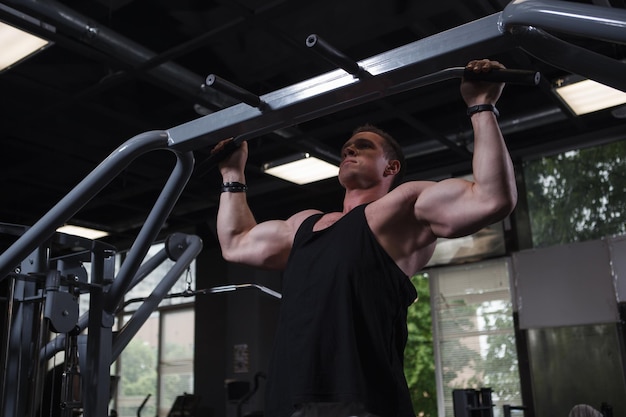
{"left": 305, "top": 34, "right": 366, "bottom": 77}
{"left": 103, "top": 150, "right": 195, "bottom": 314}
{"left": 0, "top": 131, "right": 171, "bottom": 281}
{"left": 501, "top": 0, "right": 626, "bottom": 44}
{"left": 2, "top": 247, "right": 47, "bottom": 417}
{"left": 204, "top": 74, "right": 266, "bottom": 110}
{"left": 83, "top": 284, "right": 110, "bottom": 417}
{"left": 502, "top": 0, "right": 626, "bottom": 92}
{"left": 0, "top": 277, "right": 16, "bottom": 414}
{"left": 3, "top": 0, "right": 234, "bottom": 109}
{"left": 207, "top": 283, "right": 282, "bottom": 299}
{"left": 77, "top": 232, "right": 110, "bottom": 417}
{"left": 507, "top": 25, "right": 626, "bottom": 92}
{"left": 167, "top": 13, "right": 513, "bottom": 151}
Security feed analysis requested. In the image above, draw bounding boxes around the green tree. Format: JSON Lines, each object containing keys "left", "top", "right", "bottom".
{"left": 524, "top": 140, "right": 626, "bottom": 247}
{"left": 118, "top": 338, "right": 158, "bottom": 417}
{"left": 404, "top": 274, "right": 437, "bottom": 416}
{"left": 121, "top": 339, "right": 157, "bottom": 396}
{"left": 160, "top": 342, "right": 194, "bottom": 410}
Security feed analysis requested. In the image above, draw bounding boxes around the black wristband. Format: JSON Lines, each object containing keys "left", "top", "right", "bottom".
{"left": 221, "top": 182, "right": 248, "bottom": 193}
{"left": 467, "top": 104, "right": 499, "bottom": 117}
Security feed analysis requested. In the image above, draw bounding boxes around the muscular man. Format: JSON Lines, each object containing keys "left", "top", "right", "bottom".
{"left": 213, "top": 59, "right": 517, "bottom": 417}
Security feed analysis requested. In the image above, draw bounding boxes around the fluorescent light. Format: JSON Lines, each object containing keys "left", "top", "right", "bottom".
{"left": 554, "top": 77, "right": 626, "bottom": 116}
{"left": 0, "top": 21, "right": 50, "bottom": 72}
{"left": 57, "top": 225, "right": 109, "bottom": 240}
{"left": 0, "top": 4, "right": 54, "bottom": 72}
{"left": 263, "top": 153, "right": 339, "bottom": 185}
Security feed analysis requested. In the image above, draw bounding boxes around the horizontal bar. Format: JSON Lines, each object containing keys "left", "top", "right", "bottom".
{"left": 167, "top": 13, "right": 512, "bottom": 151}
{"left": 166, "top": 0, "right": 626, "bottom": 153}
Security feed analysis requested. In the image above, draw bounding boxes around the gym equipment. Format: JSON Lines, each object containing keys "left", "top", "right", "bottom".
{"left": 236, "top": 372, "right": 266, "bottom": 417}
{"left": 1, "top": 1, "right": 625, "bottom": 416}
{"left": 453, "top": 388, "right": 494, "bottom": 417}
{"left": 167, "top": 393, "right": 200, "bottom": 417}
{"left": 1, "top": 226, "right": 202, "bottom": 417}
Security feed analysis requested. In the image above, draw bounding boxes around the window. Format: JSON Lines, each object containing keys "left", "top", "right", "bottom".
{"left": 116, "top": 313, "right": 159, "bottom": 417}
{"left": 429, "top": 258, "right": 521, "bottom": 417}
{"left": 159, "top": 308, "right": 195, "bottom": 416}
{"left": 524, "top": 139, "right": 626, "bottom": 247}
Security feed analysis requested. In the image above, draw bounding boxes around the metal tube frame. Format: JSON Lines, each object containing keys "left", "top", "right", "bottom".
{"left": 0, "top": 131, "right": 196, "bottom": 417}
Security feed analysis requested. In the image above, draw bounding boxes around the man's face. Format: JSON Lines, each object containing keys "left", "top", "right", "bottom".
{"left": 338, "top": 131, "right": 390, "bottom": 188}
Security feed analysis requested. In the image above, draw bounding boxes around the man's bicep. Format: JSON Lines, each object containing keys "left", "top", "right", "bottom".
{"left": 412, "top": 178, "right": 477, "bottom": 237}
{"left": 226, "top": 219, "right": 295, "bottom": 269}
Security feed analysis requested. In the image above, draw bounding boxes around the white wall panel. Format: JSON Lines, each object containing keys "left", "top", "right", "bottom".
{"left": 512, "top": 239, "right": 619, "bottom": 329}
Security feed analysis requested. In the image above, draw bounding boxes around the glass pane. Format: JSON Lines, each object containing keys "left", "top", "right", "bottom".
{"left": 159, "top": 309, "right": 195, "bottom": 417}
{"left": 432, "top": 259, "right": 522, "bottom": 417}
{"left": 527, "top": 324, "right": 626, "bottom": 417}
{"left": 524, "top": 139, "right": 626, "bottom": 247}
{"left": 116, "top": 313, "right": 159, "bottom": 417}
{"left": 427, "top": 223, "right": 506, "bottom": 267}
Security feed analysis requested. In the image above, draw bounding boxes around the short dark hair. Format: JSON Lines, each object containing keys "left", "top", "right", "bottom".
{"left": 352, "top": 124, "right": 406, "bottom": 189}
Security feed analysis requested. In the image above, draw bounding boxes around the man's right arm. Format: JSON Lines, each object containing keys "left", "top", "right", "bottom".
{"left": 217, "top": 194, "right": 295, "bottom": 269}
{"left": 214, "top": 140, "right": 311, "bottom": 270}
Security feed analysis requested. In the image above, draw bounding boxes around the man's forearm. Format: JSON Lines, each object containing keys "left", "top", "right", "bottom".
{"left": 470, "top": 112, "right": 517, "bottom": 212}
{"left": 216, "top": 175, "right": 257, "bottom": 259}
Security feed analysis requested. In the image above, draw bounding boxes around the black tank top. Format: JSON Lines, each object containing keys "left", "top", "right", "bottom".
{"left": 265, "top": 204, "right": 417, "bottom": 417}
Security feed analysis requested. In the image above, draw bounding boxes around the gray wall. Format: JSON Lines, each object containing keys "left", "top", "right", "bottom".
{"left": 513, "top": 239, "right": 619, "bottom": 329}
{"left": 224, "top": 264, "right": 281, "bottom": 417}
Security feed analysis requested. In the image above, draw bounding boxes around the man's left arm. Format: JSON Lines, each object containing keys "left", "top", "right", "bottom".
{"left": 413, "top": 59, "right": 518, "bottom": 238}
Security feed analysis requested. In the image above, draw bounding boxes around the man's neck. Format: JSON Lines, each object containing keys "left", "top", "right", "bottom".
{"left": 342, "top": 187, "right": 388, "bottom": 213}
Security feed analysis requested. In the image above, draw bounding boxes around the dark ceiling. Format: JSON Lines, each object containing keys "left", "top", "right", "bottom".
{"left": 1, "top": 0, "right": 625, "bottom": 252}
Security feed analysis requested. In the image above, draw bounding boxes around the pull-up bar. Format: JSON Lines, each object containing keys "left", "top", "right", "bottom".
{"left": 197, "top": 33, "right": 539, "bottom": 167}
{"left": 166, "top": 0, "right": 626, "bottom": 155}
{"left": 167, "top": 12, "right": 514, "bottom": 152}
